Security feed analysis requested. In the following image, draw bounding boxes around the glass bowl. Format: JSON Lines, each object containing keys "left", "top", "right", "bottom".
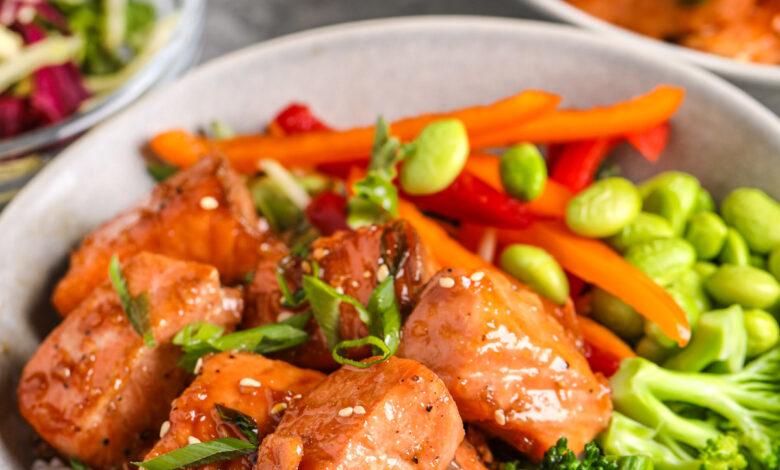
{"left": 0, "top": 0, "right": 205, "bottom": 204}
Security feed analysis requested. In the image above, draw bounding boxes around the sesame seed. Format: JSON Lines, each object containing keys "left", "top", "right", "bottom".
{"left": 193, "top": 358, "right": 203, "bottom": 375}
{"left": 335, "top": 286, "right": 344, "bottom": 295}
{"left": 376, "top": 264, "right": 390, "bottom": 282}
{"left": 271, "top": 403, "right": 288, "bottom": 414}
{"left": 494, "top": 409, "right": 506, "bottom": 426}
{"left": 338, "top": 407, "right": 353, "bottom": 417}
{"left": 438, "top": 277, "right": 455, "bottom": 288}
{"left": 277, "top": 311, "right": 294, "bottom": 322}
{"left": 239, "top": 377, "right": 262, "bottom": 388}
{"left": 293, "top": 394, "right": 302, "bottom": 399}
{"left": 159, "top": 421, "right": 170, "bottom": 438}
{"left": 301, "top": 261, "right": 312, "bottom": 274}
{"left": 363, "top": 270, "right": 372, "bottom": 279}
{"left": 353, "top": 405, "right": 366, "bottom": 415}
{"left": 312, "top": 247, "right": 326, "bottom": 260}
{"left": 199, "top": 196, "right": 219, "bottom": 210}
{"left": 470, "top": 271, "right": 485, "bottom": 281}
{"left": 188, "top": 436, "right": 201, "bottom": 445}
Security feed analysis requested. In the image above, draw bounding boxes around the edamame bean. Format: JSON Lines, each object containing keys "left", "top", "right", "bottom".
{"left": 499, "top": 244, "right": 569, "bottom": 304}
{"left": 499, "top": 144, "right": 547, "bottom": 202}
{"left": 400, "top": 119, "right": 469, "bottom": 195}
{"left": 669, "top": 269, "right": 711, "bottom": 314}
{"left": 693, "top": 261, "right": 718, "bottom": 280}
{"left": 721, "top": 188, "right": 780, "bottom": 254}
{"left": 643, "top": 187, "right": 685, "bottom": 235}
{"left": 768, "top": 247, "right": 780, "bottom": 281}
{"left": 590, "top": 287, "right": 645, "bottom": 341}
{"left": 684, "top": 212, "right": 727, "bottom": 260}
{"left": 635, "top": 336, "right": 677, "bottom": 363}
{"left": 624, "top": 238, "right": 696, "bottom": 286}
{"left": 750, "top": 255, "right": 767, "bottom": 270}
{"left": 718, "top": 228, "right": 750, "bottom": 266}
{"left": 645, "top": 288, "right": 701, "bottom": 350}
{"left": 743, "top": 309, "right": 780, "bottom": 358}
{"left": 605, "top": 212, "right": 673, "bottom": 253}
{"left": 565, "top": 177, "right": 641, "bottom": 238}
{"left": 639, "top": 171, "right": 701, "bottom": 217}
{"left": 704, "top": 264, "right": 780, "bottom": 309}
{"left": 694, "top": 188, "right": 715, "bottom": 213}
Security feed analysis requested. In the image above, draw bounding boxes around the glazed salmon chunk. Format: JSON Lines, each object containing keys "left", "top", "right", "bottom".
{"left": 244, "top": 220, "right": 438, "bottom": 371}
{"left": 53, "top": 155, "right": 273, "bottom": 315}
{"left": 144, "top": 352, "right": 324, "bottom": 469}
{"left": 255, "top": 356, "right": 463, "bottom": 470}
{"left": 18, "top": 253, "right": 243, "bottom": 468}
{"left": 397, "top": 268, "right": 612, "bottom": 460}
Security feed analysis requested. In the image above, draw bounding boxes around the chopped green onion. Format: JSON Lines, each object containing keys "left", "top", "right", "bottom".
{"left": 69, "top": 457, "right": 89, "bottom": 470}
{"left": 243, "top": 271, "right": 256, "bottom": 285}
{"left": 133, "top": 437, "right": 255, "bottom": 470}
{"left": 258, "top": 159, "right": 311, "bottom": 209}
{"left": 172, "top": 322, "right": 225, "bottom": 371}
{"left": 210, "top": 121, "right": 235, "bottom": 140}
{"left": 366, "top": 276, "right": 401, "bottom": 356}
{"left": 276, "top": 266, "right": 306, "bottom": 308}
{"left": 108, "top": 255, "right": 156, "bottom": 347}
{"left": 302, "top": 272, "right": 371, "bottom": 350}
{"left": 146, "top": 161, "right": 179, "bottom": 182}
{"left": 214, "top": 404, "right": 259, "bottom": 446}
{"left": 332, "top": 336, "right": 391, "bottom": 368}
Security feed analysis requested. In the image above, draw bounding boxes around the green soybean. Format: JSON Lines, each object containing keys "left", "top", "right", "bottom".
{"left": 499, "top": 144, "right": 547, "bottom": 202}
{"left": 768, "top": 247, "right": 780, "bottom": 281}
{"left": 669, "top": 269, "right": 711, "bottom": 314}
{"left": 635, "top": 336, "right": 677, "bottom": 363}
{"left": 624, "top": 238, "right": 696, "bottom": 286}
{"left": 643, "top": 187, "right": 686, "bottom": 235}
{"left": 565, "top": 177, "right": 641, "bottom": 238}
{"left": 639, "top": 171, "right": 701, "bottom": 217}
{"left": 718, "top": 228, "right": 750, "bottom": 266}
{"left": 644, "top": 289, "right": 701, "bottom": 350}
{"left": 693, "top": 261, "right": 718, "bottom": 280}
{"left": 694, "top": 188, "right": 715, "bottom": 213}
{"left": 499, "top": 244, "right": 569, "bottom": 305}
{"left": 704, "top": 264, "right": 780, "bottom": 309}
{"left": 589, "top": 287, "right": 645, "bottom": 341}
{"left": 720, "top": 188, "right": 780, "bottom": 254}
{"left": 684, "top": 212, "right": 728, "bottom": 260}
{"left": 743, "top": 309, "right": 780, "bottom": 358}
{"left": 400, "top": 119, "right": 469, "bottom": 195}
{"left": 605, "top": 212, "right": 674, "bottom": 253}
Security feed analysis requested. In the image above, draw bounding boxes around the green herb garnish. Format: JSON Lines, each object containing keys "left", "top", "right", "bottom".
{"left": 146, "top": 161, "right": 179, "bottom": 182}
{"left": 332, "top": 336, "right": 391, "bottom": 369}
{"left": 108, "top": 255, "right": 156, "bottom": 347}
{"left": 69, "top": 457, "right": 89, "bottom": 470}
{"left": 215, "top": 404, "right": 259, "bottom": 447}
{"left": 133, "top": 437, "right": 255, "bottom": 470}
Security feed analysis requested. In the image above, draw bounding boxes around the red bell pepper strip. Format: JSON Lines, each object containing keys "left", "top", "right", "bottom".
{"left": 625, "top": 121, "right": 671, "bottom": 163}
{"left": 305, "top": 191, "right": 349, "bottom": 235}
{"left": 269, "top": 103, "right": 331, "bottom": 136}
{"left": 550, "top": 138, "right": 616, "bottom": 193}
{"left": 578, "top": 315, "right": 636, "bottom": 376}
{"left": 403, "top": 171, "right": 534, "bottom": 229}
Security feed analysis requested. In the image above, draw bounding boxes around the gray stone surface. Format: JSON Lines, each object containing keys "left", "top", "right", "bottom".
{"left": 201, "top": 0, "right": 540, "bottom": 62}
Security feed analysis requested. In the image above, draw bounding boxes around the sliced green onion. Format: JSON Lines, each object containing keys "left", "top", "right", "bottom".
{"left": 0, "top": 35, "right": 83, "bottom": 94}
{"left": 147, "top": 161, "right": 179, "bottom": 182}
{"left": 210, "top": 121, "right": 235, "bottom": 140}
{"left": 259, "top": 159, "right": 311, "bottom": 209}
{"left": 276, "top": 267, "right": 306, "bottom": 308}
{"left": 69, "top": 457, "right": 89, "bottom": 470}
{"left": 133, "top": 437, "right": 255, "bottom": 470}
{"left": 215, "top": 404, "right": 259, "bottom": 446}
{"left": 108, "top": 255, "right": 156, "bottom": 347}
{"left": 332, "top": 336, "right": 391, "bottom": 368}
{"left": 302, "top": 273, "right": 372, "bottom": 349}
{"left": 366, "top": 276, "right": 401, "bottom": 356}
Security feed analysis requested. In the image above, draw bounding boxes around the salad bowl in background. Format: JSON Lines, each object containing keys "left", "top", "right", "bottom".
{"left": 518, "top": 0, "right": 780, "bottom": 114}
{"left": 0, "top": 0, "right": 205, "bottom": 205}
{"left": 1, "top": 16, "right": 780, "bottom": 468}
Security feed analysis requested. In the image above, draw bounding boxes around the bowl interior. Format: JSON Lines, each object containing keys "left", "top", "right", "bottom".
{"left": 1, "top": 16, "right": 780, "bottom": 467}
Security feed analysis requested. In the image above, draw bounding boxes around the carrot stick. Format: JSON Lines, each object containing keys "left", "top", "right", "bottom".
{"left": 464, "top": 153, "right": 573, "bottom": 218}
{"left": 578, "top": 315, "right": 636, "bottom": 360}
{"left": 470, "top": 86, "right": 685, "bottom": 146}
{"left": 150, "top": 91, "right": 561, "bottom": 172}
{"left": 497, "top": 221, "right": 690, "bottom": 346}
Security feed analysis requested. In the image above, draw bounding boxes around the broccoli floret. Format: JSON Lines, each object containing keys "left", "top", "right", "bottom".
{"left": 604, "top": 347, "right": 780, "bottom": 469}
{"left": 502, "top": 438, "right": 653, "bottom": 470}
{"left": 663, "top": 305, "right": 747, "bottom": 373}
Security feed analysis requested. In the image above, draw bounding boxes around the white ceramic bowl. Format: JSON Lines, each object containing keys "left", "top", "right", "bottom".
{"left": 519, "top": 0, "right": 780, "bottom": 113}
{"left": 1, "top": 16, "right": 780, "bottom": 468}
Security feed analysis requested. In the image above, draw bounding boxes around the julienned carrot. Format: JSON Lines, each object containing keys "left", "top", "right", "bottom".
{"left": 578, "top": 315, "right": 636, "bottom": 360}
{"left": 470, "top": 86, "right": 685, "bottom": 146}
{"left": 150, "top": 90, "right": 561, "bottom": 172}
{"left": 497, "top": 221, "right": 690, "bottom": 347}
{"left": 464, "top": 153, "right": 573, "bottom": 218}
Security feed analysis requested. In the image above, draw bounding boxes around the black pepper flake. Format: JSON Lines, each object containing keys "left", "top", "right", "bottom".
{"left": 411, "top": 375, "right": 420, "bottom": 382}
{"left": 102, "top": 438, "right": 110, "bottom": 446}
{"left": 413, "top": 456, "right": 419, "bottom": 464}
{"left": 425, "top": 405, "right": 432, "bottom": 412}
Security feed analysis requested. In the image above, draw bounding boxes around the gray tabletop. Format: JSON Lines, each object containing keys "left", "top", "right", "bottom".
{"left": 201, "top": 0, "right": 542, "bottom": 62}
